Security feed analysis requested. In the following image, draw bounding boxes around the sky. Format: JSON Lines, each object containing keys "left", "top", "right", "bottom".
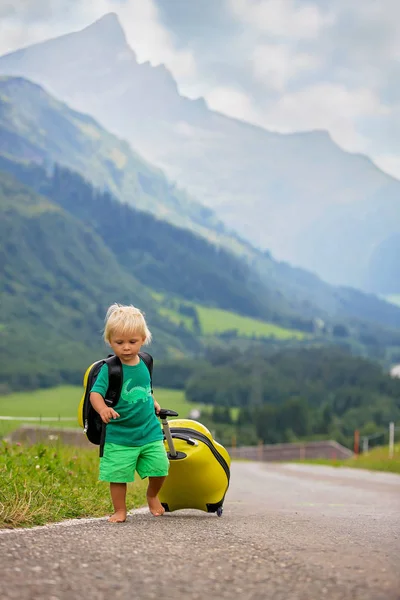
{"left": 1, "top": 0, "right": 399, "bottom": 179}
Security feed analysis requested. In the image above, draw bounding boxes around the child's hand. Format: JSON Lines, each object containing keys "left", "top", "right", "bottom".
{"left": 154, "top": 400, "right": 161, "bottom": 415}
{"left": 99, "top": 407, "right": 120, "bottom": 423}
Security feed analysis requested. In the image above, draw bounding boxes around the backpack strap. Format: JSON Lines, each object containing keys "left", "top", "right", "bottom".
{"left": 98, "top": 355, "right": 123, "bottom": 458}
{"left": 104, "top": 355, "right": 123, "bottom": 407}
{"left": 104, "top": 352, "right": 153, "bottom": 398}
{"left": 138, "top": 351, "right": 154, "bottom": 394}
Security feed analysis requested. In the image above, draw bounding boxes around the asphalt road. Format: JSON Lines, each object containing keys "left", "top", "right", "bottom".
{"left": 1, "top": 461, "right": 399, "bottom": 600}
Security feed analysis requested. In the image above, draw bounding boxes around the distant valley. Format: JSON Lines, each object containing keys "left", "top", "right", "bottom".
{"left": 2, "top": 73, "right": 400, "bottom": 393}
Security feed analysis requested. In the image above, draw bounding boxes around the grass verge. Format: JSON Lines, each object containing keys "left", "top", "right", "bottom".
{"left": 295, "top": 445, "right": 400, "bottom": 474}
{"left": 0, "top": 441, "right": 147, "bottom": 529}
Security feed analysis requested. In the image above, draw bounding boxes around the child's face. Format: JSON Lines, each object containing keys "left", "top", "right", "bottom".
{"left": 109, "top": 331, "right": 146, "bottom": 364}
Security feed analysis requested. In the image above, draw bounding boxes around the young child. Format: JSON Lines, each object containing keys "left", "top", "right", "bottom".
{"left": 90, "top": 303, "right": 169, "bottom": 522}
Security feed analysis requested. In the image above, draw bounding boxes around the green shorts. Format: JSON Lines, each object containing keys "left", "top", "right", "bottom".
{"left": 99, "top": 440, "right": 170, "bottom": 483}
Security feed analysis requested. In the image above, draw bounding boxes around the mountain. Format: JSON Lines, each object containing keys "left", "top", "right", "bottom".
{"left": 2, "top": 76, "right": 400, "bottom": 343}
{"left": 3, "top": 150, "right": 400, "bottom": 374}
{"left": 16, "top": 163, "right": 286, "bottom": 323}
{"left": 0, "top": 170, "right": 206, "bottom": 390}
{"left": 0, "top": 14, "right": 398, "bottom": 292}
{"left": 366, "top": 234, "right": 400, "bottom": 294}
{"left": 0, "top": 75, "right": 225, "bottom": 245}
{"left": 2, "top": 150, "right": 400, "bottom": 394}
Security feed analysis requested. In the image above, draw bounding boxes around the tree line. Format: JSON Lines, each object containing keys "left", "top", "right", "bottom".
{"left": 154, "top": 346, "right": 400, "bottom": 448}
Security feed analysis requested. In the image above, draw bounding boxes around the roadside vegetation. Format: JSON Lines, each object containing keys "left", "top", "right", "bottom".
{"left": 296, "top": 445, "right": 400, "bottom": 474}
{"left": 0, "top": 441, "right": 147, "bottom": 529}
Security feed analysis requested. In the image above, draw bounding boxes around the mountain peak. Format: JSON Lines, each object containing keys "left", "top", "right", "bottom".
{"left": 84, "top": 12, "right": 121, "bottom": 32}
{"left": 81, "top": 12, "right": 128, "bottom": 47}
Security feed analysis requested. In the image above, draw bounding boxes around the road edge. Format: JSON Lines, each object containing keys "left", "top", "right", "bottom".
{"left": 0, "top": 507, "right": 149, "bottom": 535}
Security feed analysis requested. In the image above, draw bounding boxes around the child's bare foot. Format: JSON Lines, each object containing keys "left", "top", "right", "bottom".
{"left": 108, "top": 510, "right": 127, "bottom": 523}
{"left": 147, "top": 495, "right": 165, "bottom": 517}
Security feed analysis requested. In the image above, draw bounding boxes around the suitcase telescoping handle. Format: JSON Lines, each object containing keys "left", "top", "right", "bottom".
{"left": 158, "top": 409, "right": 179, "bottom": 458}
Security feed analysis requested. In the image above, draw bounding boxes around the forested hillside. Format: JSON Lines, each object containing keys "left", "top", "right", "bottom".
{"left": 2, "top": 155, "right": 400, "bottom": 397}
{"left": 0, "top": 157, "right": 308, "bottom": 328}
{"left": 2, "top": 77, "right": 400, "bottom": 341}
{"left": 2, "top": 164, "right": 314, "bottom": 391}
{"left": 0, "top": 170, "right": 202, "bottom": 391}
{"left": 154, "top": 346, "right": 400, "bottom": 448}
{"left": 0, "top": 75, "right": 219, "bottom": 237}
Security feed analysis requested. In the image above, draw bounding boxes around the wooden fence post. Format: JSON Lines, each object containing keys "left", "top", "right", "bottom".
{"left": 389, "top": 422, "right": 395, "bottom": 459}
{"left": 354, "top": 430, "right": 360, "bottom": 457}
{"left": 258, "top": 440, "right": 263, "bottom": 461}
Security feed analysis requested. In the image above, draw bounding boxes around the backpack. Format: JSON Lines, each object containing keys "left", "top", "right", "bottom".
{"left": 77, "top": 352, "right": 153, "bottom": 446}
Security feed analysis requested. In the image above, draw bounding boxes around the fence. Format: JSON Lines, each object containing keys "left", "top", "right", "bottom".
{"left": 5, "top": 425, "right": 92, "bottom": 447}
{"left": 2, "top": 417, "right": 397, "bottom": 462}
{"left": 2, "top": 420, "right": 352, "bottom": 459}
{"left": 227, "top": 440, "right": 353, "bottom": 462}
{"left": 358, "top": 422, "right": 399, "bottom": 459}
{"left": 0, "top": 416, "right": 79, "bottom": 444}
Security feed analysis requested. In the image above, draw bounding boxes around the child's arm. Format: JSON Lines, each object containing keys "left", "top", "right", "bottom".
{"left": 90, "top": 392, "right": 120, "bottom": 423}
{"left": 152, "top": 395, "right": 161, "bottom": 415}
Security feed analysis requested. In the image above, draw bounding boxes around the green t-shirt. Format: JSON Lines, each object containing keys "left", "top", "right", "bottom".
{"left": 90, "top": 359, "right": 163, "bottom": 447}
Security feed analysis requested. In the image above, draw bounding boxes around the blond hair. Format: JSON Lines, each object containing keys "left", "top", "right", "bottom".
{"left": 103, "top": 303, "right": 152, "bottom": 345}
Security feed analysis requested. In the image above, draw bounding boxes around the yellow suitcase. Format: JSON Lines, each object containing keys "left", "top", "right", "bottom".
{"left": 158, "top": 410, "right": 231, "bottom": 516}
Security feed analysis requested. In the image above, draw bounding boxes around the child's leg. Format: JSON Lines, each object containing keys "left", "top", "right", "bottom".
{"left": 109, "top": 482, "right": 127, "bottom": 522}
{"left": 99, "top": 443, "right": 139, "bottom": 523}
{"left": 147, "top": 476, "right": 166, "bottom": 516}
{"left": 136, "top": 440, "right": 170, "bottom": 517}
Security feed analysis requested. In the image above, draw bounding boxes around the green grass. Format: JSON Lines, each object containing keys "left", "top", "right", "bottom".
{"left": 0, "top": 441, "right": 147, "bottom": 528}
{"left": 0, "top": 385, "right": 82, "bottom": 419}
{"left": 296, "top": 445, "right": 400, "bottom": 474}
{"left": 0, "top": 386, "right": 199, "bottom": 418}
{"left": 153, "top": 388, "right": 210, "bottom": 419}
{"left": 158, "top": 306, "right": 194, "bottom": 329}
{"left": 152, "top": 292, "right": 307, "bottom": 340}
{"left": 151, "top": 290, "right": 307, "bottom": 340}
{"left": 0, "top": 386, "right": 209, "bottom": 438}
{"left": 0, "top": 385, "right": 80, "bottom": 437}
{"left": 0, "top": 383, "right": 213, "bottom": 529}
{"left": 195, "top": 305, "right": 306, "bottom": 339}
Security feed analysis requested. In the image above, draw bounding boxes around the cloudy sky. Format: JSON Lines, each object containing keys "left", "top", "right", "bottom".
{"left": 1, "top": 0, "right": 399, "bottom": 179}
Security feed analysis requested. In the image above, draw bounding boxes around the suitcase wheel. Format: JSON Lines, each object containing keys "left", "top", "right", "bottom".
{"left": 216, "top": 507, "right": 223, "bottom": 517}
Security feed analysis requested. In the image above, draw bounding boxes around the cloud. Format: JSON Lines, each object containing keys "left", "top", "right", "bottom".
{"left": 0, "top": 0, "right": 90, "bottom": 51}
{"left": 203, "top": 82, "right": 382, "bottom": 153}
{"left": 205, "top": 86, "right": 259, "bottom": 122}
{"left": 116, "top": 1, "right": 196, "bottom": 79}
{"left": 262, "top": 84, "right": 384, "bottom": 151}
{"left": 0, "top": 0, "right": 399, "bottom": 177}
{"left": 221, "top": 0, "right": 400, "bottom": 176}
{"left": 0, "top": 0, "right": 75, "bottom": 20}
{"left": 374, "top": 155, "right": 400, "bottom": 180}
{"left": 229, "top": 0, "right": 334, "bottom": 40}
{"left": 252, "top": 44, "right": 320, "bottom": 91}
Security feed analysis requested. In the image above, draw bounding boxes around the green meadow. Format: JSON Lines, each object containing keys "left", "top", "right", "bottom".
{"left": 152, "top": 292, "right": 307, "bottom": 340}
{"left": 0, "top": 386, "right": 205, "bottom": 438}
{"left": 195, "top": 305, "right": 306, "bottom": 339}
